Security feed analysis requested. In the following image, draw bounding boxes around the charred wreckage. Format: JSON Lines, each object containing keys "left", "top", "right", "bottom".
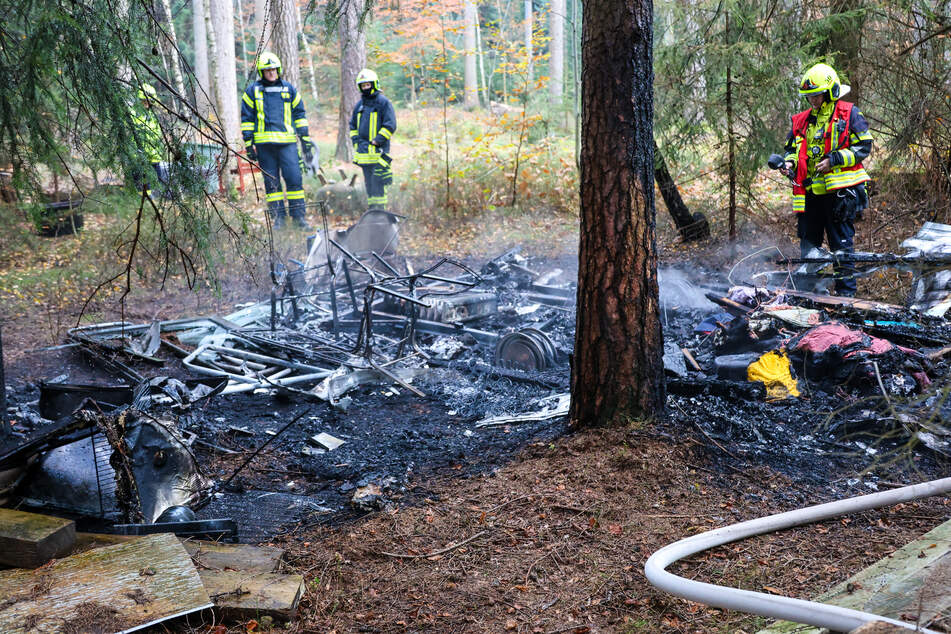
{"left": 0, "top": 212, "right": 950, "bottom": 628}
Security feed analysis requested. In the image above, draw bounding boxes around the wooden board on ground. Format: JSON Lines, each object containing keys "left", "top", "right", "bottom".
{"left": 0, "top": 532, "right": 212, "bottom": 633}
{"left": 780, "top": 289, "right": 905, "bottom": 315}
{"left": 198, "top": 569, "right": 304, "bottom": 621}
{"left": 0, "top": 507, "right": 75, "bottom": 568}
{"left": 758, "top": 518, "right": 951, "bottom": 633}
{"left": 182, "top": 539, "right": 284, "bottom": 573}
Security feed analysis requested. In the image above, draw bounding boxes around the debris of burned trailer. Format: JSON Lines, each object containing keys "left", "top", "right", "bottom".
{"left": 0, "top": 211, "right": 577, "bottom": 547}
{"left": 3, "top": 216, "right": 951, "bottom": 564}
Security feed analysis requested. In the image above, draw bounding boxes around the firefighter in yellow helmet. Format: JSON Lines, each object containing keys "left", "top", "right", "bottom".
{"left": 240, "top": 52, "right": 314, "bottom": 230}
{"left": 781, "top": 63, "right": 873, "bottom": 297}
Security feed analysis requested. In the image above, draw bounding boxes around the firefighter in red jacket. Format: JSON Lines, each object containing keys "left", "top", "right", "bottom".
{"left": 782, "top": 63, "right": 873, "bottom": 297}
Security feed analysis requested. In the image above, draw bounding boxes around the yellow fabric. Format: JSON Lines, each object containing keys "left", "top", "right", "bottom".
{"left": 747, "top": 351, "right": 800, "bottom": 399}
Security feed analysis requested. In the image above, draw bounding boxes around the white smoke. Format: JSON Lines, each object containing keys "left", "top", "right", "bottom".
{"left": 658, "top": 267, "right": 715, "bottom": 309}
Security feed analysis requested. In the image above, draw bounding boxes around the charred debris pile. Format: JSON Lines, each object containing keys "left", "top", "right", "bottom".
{"left": 664, "top": 222, "right": 951, "bottom": 483}
{"left": 2, "top": 214, "right": 951, "bottom": 548}
{"left": 1, "top": 211, "right": 577, "bottom": 544}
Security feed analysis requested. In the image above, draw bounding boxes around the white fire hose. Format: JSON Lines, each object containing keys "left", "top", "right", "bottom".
{"left": 645, "top": 476, "right": 951, "bottom": 633}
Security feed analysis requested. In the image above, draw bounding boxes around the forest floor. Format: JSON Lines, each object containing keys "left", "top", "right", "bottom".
{"left": 1, "top": 172, "right": 950, "bottom": 633}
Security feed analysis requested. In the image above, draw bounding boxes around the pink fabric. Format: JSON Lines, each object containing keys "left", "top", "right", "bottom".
{"left": 792, "top": 323, "right": 868, "bottom": 354}
{"left": 791, "top": 322, "right": 898, "bottom": 358}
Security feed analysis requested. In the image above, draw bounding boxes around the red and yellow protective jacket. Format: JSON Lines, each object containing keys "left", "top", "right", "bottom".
{"left": 783, "top": 99, "right": 872, "bottom": 213}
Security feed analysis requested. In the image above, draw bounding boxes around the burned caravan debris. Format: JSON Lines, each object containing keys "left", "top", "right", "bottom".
{"left": 1, "top": 409, "right": 216, "bottom": 527}
{"left": 0, "top": 210, "right": 578, "bottom": 544}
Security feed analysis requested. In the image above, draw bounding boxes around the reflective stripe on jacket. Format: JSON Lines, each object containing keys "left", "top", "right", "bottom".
{"left": 240, "top": 79, "right": 308, "bottom": 146}
{"left": 349, "top": 92, "right": 396, "bottom": 165}
{"left": 784, "top": 100, "right": 872, "bottom": 213}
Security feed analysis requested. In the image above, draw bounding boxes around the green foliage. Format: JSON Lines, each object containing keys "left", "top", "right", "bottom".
{"left": 396, "top": 106, "right": 577, "bottom": 219}
{"left": 654, "top": 0, "right": 808, "bottom": 208}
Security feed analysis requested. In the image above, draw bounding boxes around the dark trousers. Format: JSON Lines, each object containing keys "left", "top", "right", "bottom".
{"left": 257, "top": 143, "right": 305, "bottom": 219}
{"left": 798, "top": 191, "right": 857, "bottom": 296}
{"left": 360, "top": 161, "right": 393, "bottom": 210}
{"left": 132, "top": 162, "right": 167, "bottom": 198}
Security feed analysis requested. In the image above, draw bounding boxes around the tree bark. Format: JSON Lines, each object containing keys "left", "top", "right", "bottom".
{"left": 234, "top": 0, "right": 250, "bottom": 70}
{"left": 336, "top": 0, "right": 366, "bottom": 161}
{"left": 653, "top": 141, "right": 709, "bottom": 241}
{"left": 271, "top": 0, "right": 300, "bottom": 88}
{"left": 210, "top": 0, "right": 242, "bottom": 182}
{"left": 463, "top": 0, "right": 479, "bottom": 108}
{"left": 193, "top": 0, "right": 212, "bottom": 116}
{"left": 296, "top": 1, "right": 320, "bottom": 109}
{"left": 570, "top": 0, "right": 665, "bottom": 426}
{"left": 254, "top": 0, "right": 272, "bottom": 51}
{"left": 156, "top": 0, "right": 187, "bottom": 103}
{"left": 549, "top": 0, "right": 564, "bottom": 103}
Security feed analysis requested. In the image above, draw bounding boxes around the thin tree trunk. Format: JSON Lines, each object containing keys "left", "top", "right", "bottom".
{"left": 336, "top": 0, "right": 366, "bottom": 161}
{"left": 254, "top": 0, "right": 272, "bottom": 51}
{"left": 524, "top": 0, "right": 533, "bottom": 87}
{"left": 296, "top": 2, "right": 320, "bottom": 109}
{"left": 271, "top": 0, "right": 300, "bottom": 88}
{"left": 654, "top": 141, "right": 709, "bottom": 241}
{"left": 210, "top": 0, "right": 242, "bottom": 183}
{"left": 193, "top": 0, "right": 213, "bottom": 116}
{"left": 463, "top": 0, "right": 478, "bottom": 109}
{"left": 549, "top": 0, "right": 564, "bottom": 104}
{"left": 157, "top": 0, "right": 187, "bottom": 103}
{"left": 571, "top": 0, "right": 664, "bottom": 426}
{"left": 235, "top": 0, "right": 250, "bottom": 70}
{"left": 476, "top": 20, "right": 488, "bottom": 107}
{"left": 204, "top": 0, "right": 220, "bottom": 116}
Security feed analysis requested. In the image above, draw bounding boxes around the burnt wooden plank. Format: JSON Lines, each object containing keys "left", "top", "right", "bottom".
{"left": 759, "top": 518, "right": 951, "bottom": 633}
{"left": 199, "top": 569, "right": 304, "bottom": 621}
{"left": 0, "top": 508, "right": 75, "bottom": 568}
{"left": 182, "top": 540, "right": 284, "bottom": 573}
{"left": 0, "top": 532, "right": 211, "bottom": 633}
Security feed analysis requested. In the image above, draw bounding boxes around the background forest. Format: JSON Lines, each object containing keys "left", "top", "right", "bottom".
{"left": 0, "top": 0, "right": 950, "bottom": 313}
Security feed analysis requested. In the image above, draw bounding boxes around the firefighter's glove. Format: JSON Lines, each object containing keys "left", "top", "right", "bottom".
{"left": 832, "top": 187, "right": 860, "bottom": 223}
{"left": 301, "top": 138, "right": 314, "bottom": 164}
{"left": 247, "top": 146, "right": 258, "bottom": 162}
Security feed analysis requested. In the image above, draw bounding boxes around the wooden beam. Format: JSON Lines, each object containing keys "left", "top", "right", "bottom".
{"left": 0, "top": 508, "right": 75, "bottom": 568}
{"left": 182, "top": 540, "right": 284, "bottom": 573}
{"left": 0, "top": 533, "right": 211, "bottom": 632}
{"left": 199, "top": 570, "right": 304, "bottom": 621}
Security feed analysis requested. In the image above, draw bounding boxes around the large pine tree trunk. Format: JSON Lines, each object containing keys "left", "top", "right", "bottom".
{"left": 463, "top": 0, "right": 478, "bottom": 108}
{"left": 210, "top": 0, "right": 242, "bottom": 182}
{"left": 653, "top": 141, "right": 709, "bottom": 241}
{"left": 193, "top": 0, "right": 212, "bottom": 116}
{"left": 271, "top": 0, "right": 300, "bottom": 88}
{"left": 570, "top": 0, "right": 665, "bottom": 426}
{"left": 549, "top": 0, "right": 564, "bottom": 104}
{"left": 335, "top": 0, "right": 366, "bottom": 161}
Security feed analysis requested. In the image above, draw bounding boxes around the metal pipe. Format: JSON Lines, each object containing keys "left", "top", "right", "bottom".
{"left": 645, "top": 477, "right": 951, "bottom": 633}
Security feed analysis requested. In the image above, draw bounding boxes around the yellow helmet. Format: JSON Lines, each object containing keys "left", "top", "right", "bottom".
{"left": 356, "top": 68, "right": 379, "bottom": 92}
{"left": 137, "top": 83, "right": 157, "bottom": 102}
{"left": 799, "top": 63, "right": 850, "bottom": 100}
{"left": 256, "top": 52, "right": 282, "bottom": 78}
